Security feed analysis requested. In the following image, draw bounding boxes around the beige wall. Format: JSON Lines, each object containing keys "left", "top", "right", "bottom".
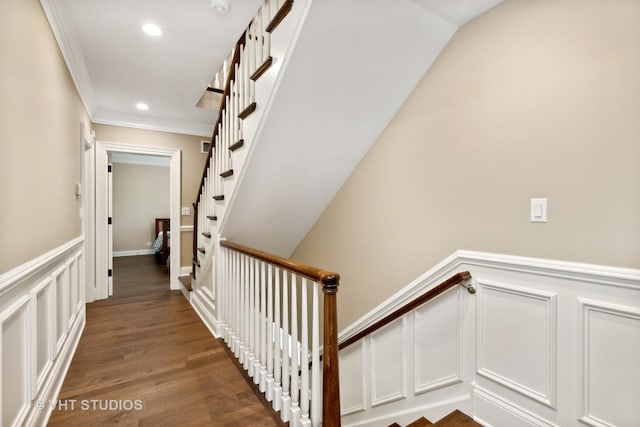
{"left": 292, "top": 0, "right": 640, "bottom": 329}
{"left": 112, "top": 163, "right": 169, "bottom": 252}
{"left": 0, "top": 0, "right": 89, "bottom": 274}
{"left": 93, "top": 124, "right": 208, "bottom": 266}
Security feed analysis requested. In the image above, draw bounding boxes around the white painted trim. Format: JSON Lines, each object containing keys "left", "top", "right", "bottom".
{"left": 578, "top": 298, "right": 640, "bottom": 427}
{"left": 339, "top": 342, "right": 367, "bottom": 416}
{"left": 110, "top": 152, "right": 171, "bottom": 167}
{"left": 476, "top": 280, "right": 557, "bottom": 408}
{"left": 180, "top": 225, "right": 194, "bottom": 232}
{"left": 22, "top": 310, "right": 85, "bottom": 427}
{"left": 413, "top": 287, "right": 463, "bottom": 395}
{"left": 474, "top": 386, "right": 559, "bottom": 427}
{"left": 0, "top": 237, "right": 84, "bottom": 296}
{"left": 0, "top": 294, "right": 31, "bottom": 427}
{"left": 39, "top": 0, "right": 97, "bottom": 118}
{"left": 343, "top": 394, "right": 471, "bottom": 427}
{"left": 95, "top": 141, "right": 181, "bottom": 292}
{"left": 92, "top": 113, "right": 212, "bottom": 137}
{"left": 180, "top": 266, "right": 192, "bottom": 276}
{"left": 338, "top": 250, "right": 640, "bottom": 345}
{"left": 191, "top": 289, "right": 223, "bottom": 338}
{"left": 369, "top": 317, "right": 407, "bottom": 407}
{"left": 113, "top": 250, "right": 156, "bottom": 257}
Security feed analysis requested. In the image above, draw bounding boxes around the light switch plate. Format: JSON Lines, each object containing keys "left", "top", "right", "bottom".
{"left": 530, "top": 198, "right": 547, "bottom": 222}
{"left": 181, "top": 207, "right": 191, "bottom": 216}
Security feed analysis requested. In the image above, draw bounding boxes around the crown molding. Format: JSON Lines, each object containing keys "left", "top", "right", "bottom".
{"left": 40, "top": 0, "right": 98, "bottom": 118}
{"left": 93, "top": 110, "right": 214, "bottom": 137}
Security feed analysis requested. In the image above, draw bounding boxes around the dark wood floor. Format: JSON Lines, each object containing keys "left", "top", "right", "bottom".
{"left": 49, "top": 255, "right": 278, "bottom": 426}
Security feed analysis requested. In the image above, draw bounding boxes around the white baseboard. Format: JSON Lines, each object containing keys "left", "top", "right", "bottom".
{"left": 23, "top": 309, "right": 86, "bottom": 427}
{"left": 474, "top": 386, "right": 558, "bottom": 427}
{"left": 179, "top": 266, "right": 192, "bottom": 276}
{"left": 113, "top": 249, "right": 155, "bottom": 257}
{"left": 344, "top": 394, "right": 471, "bottom": 427}
{"left": 191, "top": 289, "right": 222, "bottom": 338}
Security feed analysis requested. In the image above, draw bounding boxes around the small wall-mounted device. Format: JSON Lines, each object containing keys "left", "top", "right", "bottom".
{"left": 75, "top": 183, "right": 82, "bottom": 196}
{"left": 530, "top": 198, "right": 547, "bottom": 223}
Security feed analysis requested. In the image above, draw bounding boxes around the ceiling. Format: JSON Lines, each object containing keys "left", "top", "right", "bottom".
{"left": 41, "top": 0, "right": 262, "bottom": 136}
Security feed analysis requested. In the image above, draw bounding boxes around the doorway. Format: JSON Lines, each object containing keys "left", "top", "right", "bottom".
{"left": 93, "top": 141, "right": 181, "bottom": 302}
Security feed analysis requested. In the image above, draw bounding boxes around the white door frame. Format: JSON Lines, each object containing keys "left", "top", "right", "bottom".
{"left": 82, "top": 123, "right": 96, "bottom": 302}
{"left": 95, "top": 140, "right": 182, "bottom": 298}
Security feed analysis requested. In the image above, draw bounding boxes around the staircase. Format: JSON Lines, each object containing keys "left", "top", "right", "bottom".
{"left": 389, "top": 410, "right": 481, "bottom": 427}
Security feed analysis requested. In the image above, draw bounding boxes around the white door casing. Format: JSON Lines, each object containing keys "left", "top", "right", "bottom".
{"left": 94, "top": 141, "right": 182, "bottom": 298}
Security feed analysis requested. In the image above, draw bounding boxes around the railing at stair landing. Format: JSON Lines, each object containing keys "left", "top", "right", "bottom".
{"left": 190, "top": 1, "right": 343, "bottom": 425}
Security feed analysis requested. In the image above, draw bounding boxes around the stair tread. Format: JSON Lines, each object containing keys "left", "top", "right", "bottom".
{"left": 213, "top": 195, "right": 224, "bottom": 201}
{"left": 206, "top": 215, "right": 217, "bottom": 221}
{"left": 229, "top": 139, "right": 244, "bottom": 151}
{"left": 202, "top": 232, "right": 211, "bottom": 238}
{"left": 178, "top": 275, "right": 192, "bottom": 292}
{"left": 407, "top": 417, "right": 433, "bottom": 427}
{"left": 434, "top": 410, "right": 480, "bottom": 427}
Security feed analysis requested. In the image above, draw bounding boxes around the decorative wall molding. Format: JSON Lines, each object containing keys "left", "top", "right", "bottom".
{"left": 474, "top": 386, "right": 558, "bottom": 427}
{"left": 39, "top": 0, "right": 98, "bottom": 118}
{"left": 339, "top": 342, "right": 367, "bottom": 416}
{"left": 476, "top": 280, "right": 557, "bottom": 408}
{"left": 413, "top": 288, "right": 463, "bottom": 395}
{"left": 0, "top": 236, "right": 84, "bottom": 296}
{"left": 339, "top": 250, "right": 640, "bottom": 346}
{"left": 180, "top": 225, "right": 194, "bottom": 232}
{"left": 191, "top": 289, "right": 223, "bottom": 338}
{"left": 370, "top": 318, "right": 407, "bottom": 407}
{"left": 579, "top": 298, "right": 640, "bottom": 427}
{"left": 0, "top": 238, "right": 85, "bottom": 427}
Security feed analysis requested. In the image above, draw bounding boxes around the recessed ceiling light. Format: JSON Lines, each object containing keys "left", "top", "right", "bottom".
{"left": 209, "top": 0, "right": 230, "bottom": 15}
{"left": 136, "top": 102, "right": 149, "bottom": 111}
{"left": 142, "top": 23, "right": 162, "bottom": 36}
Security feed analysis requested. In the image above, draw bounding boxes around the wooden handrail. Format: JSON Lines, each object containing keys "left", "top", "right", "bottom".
{"left": 338, "top": 271, "right": 472, "bottom": 351}
{"left": 221, "top": 239, "right": 341, "bottom": 426}
{"left": 221, "top": 240, "right": 340, "bottom": 286}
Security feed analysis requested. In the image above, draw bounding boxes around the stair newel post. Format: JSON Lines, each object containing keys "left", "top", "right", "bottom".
{"left": 322, "top": 274, "right": 341, "bottom": 427}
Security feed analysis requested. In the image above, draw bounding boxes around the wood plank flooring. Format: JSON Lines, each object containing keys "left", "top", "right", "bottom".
{"left": 48, "top": 255, "right": 279, "bottom": 426}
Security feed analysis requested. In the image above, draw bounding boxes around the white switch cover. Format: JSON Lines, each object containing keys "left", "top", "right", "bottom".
{"left": 181, "top": 207, "right": 191, "bottom": 216}
{"left": 530, "top": 198, "right": 547, "bottom": 222}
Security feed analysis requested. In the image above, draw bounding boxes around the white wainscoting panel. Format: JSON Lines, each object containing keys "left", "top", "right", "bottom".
{"left": 340, "top": 250, "right": 640, "bottom": 426}
{"left": 1, "top": 296, "right": 31, "bottom": 427}
{"left": 370, "top": 318, "right": 407, "bottom": 407}
{"left": 32, "top": 278, "right": 55, "bottom": 392}
{"left": 340, "top": 342, "right": 367, "bottom": 415}
{"left": 477, "top": 280, "right": 557, "bottom": 408}
{"left": 0, "top": 237, "right": 86, "bottom": 427}
{"left": 54, "top": 266, "right": 69, "bottom": 354}
{"left": 413, "top": 288, "right": 462, "bottom": 395}
{"left": 579, "top": 299, "right": 640, "bottom": 427}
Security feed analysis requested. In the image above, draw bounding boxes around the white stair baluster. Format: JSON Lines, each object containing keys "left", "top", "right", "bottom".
{"left": 281, "top": 270, "right": 291, "bottom": 421}
{"left": 290, "top": 274, "right": 300, "bottom": 424}
{"left": 260, "top": 260, "right": 267, "bottom": 391}
{"left": 300, "top": 278, "right": 310, "bottom": 426}
{"left": 253, "top": 258, "right": 261, "bottom": 384}
{"left": 266, "top": 263, "right": 274, "bottom": 400}
{"left": 273, "top": 266, "right": 282, "bottom": 410}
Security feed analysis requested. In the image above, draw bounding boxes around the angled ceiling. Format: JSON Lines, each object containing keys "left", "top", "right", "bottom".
{"left": 222, "top": 0, "right": 506, "bottom": 257}
{"left": 41, "top": 0, "right": 262, "bottom": 136}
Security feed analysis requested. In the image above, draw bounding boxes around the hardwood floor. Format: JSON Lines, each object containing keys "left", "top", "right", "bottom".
{"left": 49, "top": 255, "right": 279, "bottom": 426}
